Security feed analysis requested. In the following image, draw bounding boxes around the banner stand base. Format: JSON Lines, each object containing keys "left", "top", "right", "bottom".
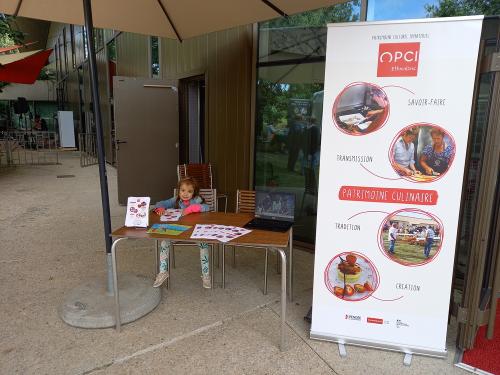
{"left": 338, "top": 343, "right": 347, "bottom": 357}
{"left": 404, "top": 353, "right": 413, "bottom": 366}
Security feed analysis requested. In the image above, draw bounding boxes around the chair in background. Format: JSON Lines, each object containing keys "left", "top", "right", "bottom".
{"left": 177, "top": 163, "right": 228, "bottom": 212}
{"left": 226, "top": 189, "right": 273, "bottom": 294}
{"left": 300, "top": 166, "right": 318, "bottom": 217}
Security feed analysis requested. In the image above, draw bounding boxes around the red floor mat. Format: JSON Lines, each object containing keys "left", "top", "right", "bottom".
{"left": 462, "top": 299, "right": 500, "bottom": 375}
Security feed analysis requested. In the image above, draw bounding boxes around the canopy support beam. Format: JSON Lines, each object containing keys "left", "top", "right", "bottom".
{"left": 261, "top": 0, "right": 288, "bottom": 18}
{"left": 156, "top": 0, "right": 182, "bottom": 42}
{"left": 13, "top": 0, "right": 23, "bottom": 16}
{"left": 83, "top": 0, "right": 114, "bottom": 293}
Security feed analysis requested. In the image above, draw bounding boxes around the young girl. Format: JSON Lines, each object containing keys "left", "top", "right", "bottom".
{"left": 152, "top": 177, "right": 211, "bottom": 288}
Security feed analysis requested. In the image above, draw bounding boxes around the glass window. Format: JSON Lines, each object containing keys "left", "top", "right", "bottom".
{"left": 255, "top": 1, "right": 360, "bottom": 244}
{"left": 150, "top": 36, "right": 160, "bottom": 79}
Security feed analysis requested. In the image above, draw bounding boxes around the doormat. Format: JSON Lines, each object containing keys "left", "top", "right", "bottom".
{"left": 459, "top": 299, "right": 500, "bottom": 375}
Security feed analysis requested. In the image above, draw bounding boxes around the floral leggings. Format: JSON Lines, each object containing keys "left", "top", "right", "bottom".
{"left": 159, "top": 240, "right": 210, "bottom": 277}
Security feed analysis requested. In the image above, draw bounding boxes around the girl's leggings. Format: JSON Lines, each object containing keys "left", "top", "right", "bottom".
{"left": 159, "top": 240, "right": 209, "bottom": 277}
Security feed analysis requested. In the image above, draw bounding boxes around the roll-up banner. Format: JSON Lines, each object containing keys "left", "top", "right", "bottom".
{"left": 311, "top": 16, "right": 483, "bottom": 356}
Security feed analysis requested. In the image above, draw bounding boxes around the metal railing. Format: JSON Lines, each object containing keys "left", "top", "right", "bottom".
{"left": 0, "top": 131, "right": 59, "bottom": 167}
{"left": 79, "top": 133, "right": 98, "bottom": 167}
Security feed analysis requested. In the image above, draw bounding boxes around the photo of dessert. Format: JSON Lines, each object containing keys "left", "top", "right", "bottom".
{"left": 324, "top": 251, "right": 379, "bottom": 301}
{"left": 389, "top": 123, "right": 456, "bottom": 183}
{"left": 332, "top": 82, "right": 389, "bottom": 136}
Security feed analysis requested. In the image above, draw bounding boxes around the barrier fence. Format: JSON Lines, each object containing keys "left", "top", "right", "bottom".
{"left": 78, "top": 133, "right": 98, "bottom": 167}
{"left": 0, "top": 131, "right": 59, "bottom": 167}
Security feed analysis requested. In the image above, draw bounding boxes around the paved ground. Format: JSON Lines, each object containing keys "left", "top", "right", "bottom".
{"left": 0, "top": 152, "right": 469, "bottom": 374}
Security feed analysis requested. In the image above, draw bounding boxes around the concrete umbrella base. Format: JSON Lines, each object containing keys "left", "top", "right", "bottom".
{"left": 59, "top": 273, "right": 161, "bottom": 329}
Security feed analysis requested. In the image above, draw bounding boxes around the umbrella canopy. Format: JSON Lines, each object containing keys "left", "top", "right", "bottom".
{"left": 0, "top": 49, "right": 52, "bottom": 83}
{"left": 0, "top": 0, "right": 346, "bottom": 41}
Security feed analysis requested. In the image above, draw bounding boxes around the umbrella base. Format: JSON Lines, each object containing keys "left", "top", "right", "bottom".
{"left": 58, "top": 273, "right": 161, "bottom": 329}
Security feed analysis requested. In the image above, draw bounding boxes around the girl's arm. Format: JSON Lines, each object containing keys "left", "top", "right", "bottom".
{"left": 182, "top": 196, "right": 210, "bottom": 215}
{"left": 194, "top": 196, "right": 211, "bottom": 212}
{"left": 154, "top": 197, "right": 176, "bottom": 210}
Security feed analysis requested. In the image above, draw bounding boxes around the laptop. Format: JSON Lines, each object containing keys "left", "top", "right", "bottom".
{"left": 244, "top": 191, "right": 295, "bottom": 232}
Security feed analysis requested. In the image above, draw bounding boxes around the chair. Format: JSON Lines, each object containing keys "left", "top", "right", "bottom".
{"left": 177, "top": 163, "right": 228, "bottom": 212}
{"left": 300, "top": 166, "right": 318, "bottom": 217}
{"left": 157, "top": 188, "right": 218, "bottom": 288}
{"left": 227, "top": 189, "right": 273, "bottom": 294}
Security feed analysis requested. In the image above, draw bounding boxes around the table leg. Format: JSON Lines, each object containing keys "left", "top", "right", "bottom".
{"left": 154, "top": 240, "right": 159, "bottom": 275}
{"left": 264, "top": 248, "right": 269, "bottom": 295}
{"left": 210, "top": 245, "right": 214, "bottom": 288}
{"left": 222, "top": 244, "right": 226, "bottom": 289}
{"left": 111, "top": 238, "right": 127, "bottom": 332}
{"left": 275, "top": 247, "right": 287, "bottom": 352}
{"left": 166, "top": 240, "right": 170, "bottom": 290}
{"left": 288, "top": 228, "right": 293, "bottom": 302}
{"left": 232, "top": 246, "right": 236, "bottom": 268}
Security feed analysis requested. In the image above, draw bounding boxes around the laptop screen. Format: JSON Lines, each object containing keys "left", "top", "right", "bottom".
{"left": 255, "top": 191, "right": 295, "bottom": 222}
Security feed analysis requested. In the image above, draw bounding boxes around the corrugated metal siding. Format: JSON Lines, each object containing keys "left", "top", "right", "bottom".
{"left": 116, "top": 33, "right": 149, "bottom": 77}
{"left": 161, "top": 25, "right": 253, "bottom": 210}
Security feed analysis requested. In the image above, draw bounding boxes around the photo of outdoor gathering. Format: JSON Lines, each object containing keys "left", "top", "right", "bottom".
{"left": 332, "top": 82, "right": 389, "bottom": 135}
{"left": 389, "top": 123, "right": 456, "bottom": 182}
{"left": 379, "top": 209, "right": 444, "bottom": 266}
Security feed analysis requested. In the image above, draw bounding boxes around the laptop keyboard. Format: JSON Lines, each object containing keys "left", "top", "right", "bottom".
{"left": 252, "top": 218, "right": 291, "bottom": 229}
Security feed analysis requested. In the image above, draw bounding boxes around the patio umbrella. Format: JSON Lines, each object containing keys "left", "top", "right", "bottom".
{"left": 0, "top": 49, "right": 52, "bottom": 84}
{"left": 0, "top": 0, "right": 346, "bottom": 41}
{"left": 0, "top": 0, "right": 347, "bottom": 293}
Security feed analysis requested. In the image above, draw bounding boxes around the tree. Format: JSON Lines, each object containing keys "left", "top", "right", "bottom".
{"left": 264, "top": 1, "right": 360, "bottom": 28}
{"left": 0, "top": 14, "right": 25, "bottom": 47}
{"left": 425, "top": 0, "right": 499, "bottom": 17}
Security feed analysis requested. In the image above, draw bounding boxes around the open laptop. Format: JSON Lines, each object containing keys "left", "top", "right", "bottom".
{"left": 244, "top": 190, "right": 295, "bottom": 232}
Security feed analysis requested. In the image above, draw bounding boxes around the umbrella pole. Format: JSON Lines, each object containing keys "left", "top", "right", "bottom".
{"left": 83, "top": 0, "right": 114, "bottom": 294}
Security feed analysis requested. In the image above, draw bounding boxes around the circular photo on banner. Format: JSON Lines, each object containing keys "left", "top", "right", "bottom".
{"left": 332, "top": 82, "right": 389, "bottom": 136}
{"left": 389, "top": 123, "right": 456, "bottom": 183}
{"left": 378, "top": 209, "right": 444, "bottom": 266}
{"left": 324, "top": 251, "right": 379, "bottom": 301}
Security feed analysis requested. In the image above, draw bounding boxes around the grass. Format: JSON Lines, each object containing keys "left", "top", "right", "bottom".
{"left": 383, "top": 237, "right": 441, "bottom": 264}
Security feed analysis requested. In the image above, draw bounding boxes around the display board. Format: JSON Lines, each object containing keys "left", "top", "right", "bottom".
{"left": 311, "top": 16, "right": 483, "bottom": 356}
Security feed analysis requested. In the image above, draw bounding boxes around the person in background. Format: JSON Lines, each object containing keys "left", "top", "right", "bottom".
{"left": 152, "top": 177, "right": 212, "bottom": 288}
{"left": 392, "top": 129, "right": 420, "bottom": 176}
{"left": 388, "top": 222, "right": 398, "bottom": 254}
{"left": 419, "top": 128, "right": 454, "bottom": 176}
{"left": 424, "top": 225, "right": 436, "bottom": 258}
{"left": 33, "top": 114, "right": 42, "bottom": 131}
{"left": 287, "top": 114, "right": 305, "bottom": 173}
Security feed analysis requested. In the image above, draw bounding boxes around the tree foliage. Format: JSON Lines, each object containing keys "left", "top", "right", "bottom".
{"left": 425, "top": 0, "right": 500, "bottom": 17}
{"left": 264, "top": 1, "right": 360, "bottom": 28}
{"left": 0, "top": 14, "right": 25, "bottom": 47}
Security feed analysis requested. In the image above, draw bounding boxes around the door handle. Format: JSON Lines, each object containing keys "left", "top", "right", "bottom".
{"left": 116, "top": 139, "right": 127, "bottom": 151}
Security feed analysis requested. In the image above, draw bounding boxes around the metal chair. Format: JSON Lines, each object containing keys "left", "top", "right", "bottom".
{"left": 226, "top": 189, "right": 273, "bottom": 294}
{"left": 177, "top": 163, "right": 228, "bottom": 212}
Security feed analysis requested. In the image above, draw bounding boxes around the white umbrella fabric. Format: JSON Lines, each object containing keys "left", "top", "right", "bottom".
{"left": 0, "top": 0, "right": 345, "bottom": 41}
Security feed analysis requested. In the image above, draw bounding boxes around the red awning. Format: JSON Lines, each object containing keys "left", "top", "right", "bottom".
{"left": 0, "top": 49, "right": 52, "bottom": 84}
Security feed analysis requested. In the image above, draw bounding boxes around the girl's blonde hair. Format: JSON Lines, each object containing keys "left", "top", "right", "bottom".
{"left": 175, "top": 177, "right": 204, "bottom": 208}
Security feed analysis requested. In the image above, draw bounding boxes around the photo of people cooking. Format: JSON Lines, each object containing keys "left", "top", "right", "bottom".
{"left": 379, "top": 210, "right": 443, "bottom": 266}
{"left": 332, "top": 82, "right": 389, "bottom": 135}
{"left": 390, "top": 124, "right": 456, "bottom": 182}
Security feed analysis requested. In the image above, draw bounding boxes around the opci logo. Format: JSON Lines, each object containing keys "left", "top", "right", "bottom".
{"left": 377, "top": 42, "right": 420, "bottom": 77}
